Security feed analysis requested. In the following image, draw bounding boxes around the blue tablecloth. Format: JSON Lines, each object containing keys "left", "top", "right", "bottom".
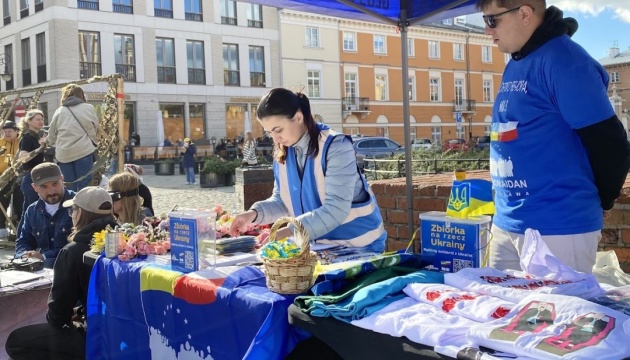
{"left": 86, "top": 256, "right": 304, "bottom": 359}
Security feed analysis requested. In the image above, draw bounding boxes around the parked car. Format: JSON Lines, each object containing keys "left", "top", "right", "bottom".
{"left": 353, "top": 136, "right": 405, "bottom": 170}
{"left": 442, "top": 138, "right": 468, "bottom": 151}
{"left": 474, "top": 136, "right": 491, "bottom": 150}
{"left": 411, "top": 138, "right": 433, "bottom": 150}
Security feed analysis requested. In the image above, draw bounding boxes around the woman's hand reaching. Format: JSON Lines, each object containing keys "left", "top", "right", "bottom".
{"left": 229, "top": 210, "right": 258, "bottom": 237}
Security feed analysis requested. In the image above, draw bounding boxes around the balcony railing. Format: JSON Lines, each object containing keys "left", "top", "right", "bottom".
{"left": 250, "top": 72, "right": 265, "bottom": 87}
{"left": 35, "top": 2, "right": 43, "bottom": 12}
{"left": 37, "top": 64, "right": 46, "bottom": 83}
{"left": 188, "top": 68, "right": 205, "bottom": 85}
{"left": 116, "top": 64, "right": 136, "bottom": 82}
{"left": 22, "top": 69, "right": 31, "bottom": 87}
{"left": 20, "top": 8, "right": 28, "bottom": 18}
{"left": 77, "top": 0, "right": 99, "bottom": 10}
{"left": 452, "top": 99, "right": 477, "bottom": 113}
{"left": 247, "top": 19, "right": 263, "bottom": 28}
{"left": 342, "top": 97, "right": 371, "bottom": 112}
{"left": 185, "top": 12, "right": 202, "bottom": 21}
{"left": 80, "top": 62, "right": 102, "bottom": 79}
{"left": 157, "top": 66, "right": 176, "bottom": 83}
{"left": 154, "top": 8, "right": 173, "bottom": 18}
{"left": 224, "top": 70, "right": 240, "bottom": 86}
{"left": 221, "top": 16, "right": 237, "bottom": 25}
{"left": 113, "top": 4, "right": 132, "bottom": 14}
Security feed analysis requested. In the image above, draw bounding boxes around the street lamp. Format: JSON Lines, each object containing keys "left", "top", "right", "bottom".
{"left": 210, "top": 136, "right": 217, "bottom": 154}
{"left": 0, "top": 54, "right": 12, "bottom": 82}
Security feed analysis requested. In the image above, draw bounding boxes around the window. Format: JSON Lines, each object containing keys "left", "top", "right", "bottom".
{"left": 373, "top": 35, "right": 385, "bottom": 54}
{"left": 454, "top": 78, "right": 465, "bottom": 103}
{"left": 430, "top": 78, "right": 440, "bottom": 102}
{"left": 375, "top": 74, "right": 387, "bottom": 101}
{"left": 78, "top": 31, "right": 101, "bottom": 79}
{"left": 456, "top": 125, "right": 465, "bottom": 139}
{"left": 185, "top": 0, "right": 202, "bottom": 21}
{"left": 483, "top": 80, "right": 492, "bottom": 102}
{"left": 429, "top": 41, "right": 440, "bottom": 59}
{"left": 35, "top": 0, "right": 43, "bottom": 12}
{"left": 19, "top": 0, "right": 28, "bottom": 18}
{"left": 408, "top": 76, "right": 415, "bottom": 101}
{"left": 187, "top": 40, "right": 205, "bottom": 85}
{"left": 113, "top": 0, "right": 132, "bottom": 14}
{"left": 453, "top": 43, "right": 463, "bottom": 61}
{"left": 249, "top": 46, "right": 265, "bottom": 87}
{"left": 345, "top": 72, "right": 357, "bottom": 96}
{"left": 442, "top": 18, "right": 452, "bottom": 25}
{"left": 305, "top": 27, "right": 319, "bottom": 47}
{"left": 611, "top": 71, "right": 620, "bottom": 83}
{"left": 431, "top": 126, "right": 442, "bottom": 145}
{"left": 220, "top": 0, "right": 236, "bottom": 25}
{"left": 247, "top": 4, "right": 262, "bottom": 28}
{"left": 21, "top": 38, "right": 31, "bottom": 87}
{"left": 160, "top": 104, "right": 185, "bottom": 142}
{"left": 3, "top": 44, "right": 13, "bottom": 90}
{"left": 485, "top": 126, "right": 491, "bottom": 135}
{"left": 223, "top": 43, "right": 239, "bottom": 86}
{"left": 407, "top": 38, "right": 415, "bottom": 56}
{"left": 482, "top": 45, "right": 492, "bottom": 63}
{"left": 504, "top": 53, "right": 511, "bottom": 64}
{"left": 154, "top": 0, "right": 172, "bottom": 18}
{"left": 343, "top": 32, "right": 356, "bottom": 52}
{"left": 114, "top": 34, "right": 135, "bottom": 82}
{"left": 77, "top": 0, "right": 99, "bottom": 10}
{"left": 3, "top": 0, "right": 10, "bottom": 25}
{"left": 36, "top": 32, "right": 46, "bottom": 83}
{"left": 156, "top": 37, "right": 175, "bottom": 83}
{"left": 189, "top": 104, "right": 205, "bottom": 140}
{"left": 307, "top": 70, "right": 321, "bottom": 98}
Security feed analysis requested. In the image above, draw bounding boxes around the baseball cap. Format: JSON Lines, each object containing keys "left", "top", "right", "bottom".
{"left": 31, "top": 163, "right": 62, "bottom": 186}
{"left": 62, "top": 186, "right": 113, "bottom": 214}
{"left": 2, "top": 121, "right": 19, "bottom": 130}
{"left": 184, "top": 138, "right": 191, "bottom": 143}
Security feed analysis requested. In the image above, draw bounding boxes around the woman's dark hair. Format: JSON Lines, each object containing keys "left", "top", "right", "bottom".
{"left": 256, "top": 88, "right": 321, "bottom": 164}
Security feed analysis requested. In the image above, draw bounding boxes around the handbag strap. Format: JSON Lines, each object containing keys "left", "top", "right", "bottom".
{"left": 64, "top": 106, "right": 96, "bottom": 145}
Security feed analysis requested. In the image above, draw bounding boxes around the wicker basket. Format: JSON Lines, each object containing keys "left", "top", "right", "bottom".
{"left": 261, "top": 217, "right": 317, "bottom": 294}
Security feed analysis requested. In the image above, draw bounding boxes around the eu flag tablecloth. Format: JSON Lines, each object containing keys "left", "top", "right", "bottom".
{"left": 86, "top": 256, "right": 304, "bottom": 360}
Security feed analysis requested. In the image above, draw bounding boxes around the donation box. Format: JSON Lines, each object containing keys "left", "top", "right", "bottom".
{"left": 169, "top": 209, "right": 216, "bottom": 273}
{"left": 419, "top": 211, "right": 491, "bottom": 273}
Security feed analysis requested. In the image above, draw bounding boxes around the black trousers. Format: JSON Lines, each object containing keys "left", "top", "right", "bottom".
{"left": 5, "top": 323, "right": 86, "bottom": 360}
{"left": 0, "top": 178, "right": 22, "bottom": 230}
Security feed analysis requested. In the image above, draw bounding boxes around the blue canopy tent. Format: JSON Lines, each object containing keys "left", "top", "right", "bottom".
{"left": 241, "top": 0, "right": 480, "bottom": 233}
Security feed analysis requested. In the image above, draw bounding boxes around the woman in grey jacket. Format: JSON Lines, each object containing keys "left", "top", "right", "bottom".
{"left": 48, "top": 84, "right": 99, "bottom": 192}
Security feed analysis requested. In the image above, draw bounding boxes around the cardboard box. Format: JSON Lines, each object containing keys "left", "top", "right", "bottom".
{"left": 419, "top": 211, "right": 491, "bottom": 273}
{"left": 169, "top": 210, "right": 216, "bottom": 273}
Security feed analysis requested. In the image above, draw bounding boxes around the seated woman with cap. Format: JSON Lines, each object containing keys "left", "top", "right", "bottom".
{"left": 5, "top": 186, "right": 118, "bottom": 360}
{"left": 108, "top": 171, "right": 153, "bottom": 225}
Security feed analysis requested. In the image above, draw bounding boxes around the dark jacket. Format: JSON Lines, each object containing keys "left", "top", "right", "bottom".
{"left": 181, "top": 144, "right": 197, "bottom": 168}
{"left": 139, "top": 183, "right": 154, "bottom": 215}
{"left": 15, "top": 188, "right": 76, "bottom": 268}
{"left": 46, "top": 215, "right": 118, "bottom": 328}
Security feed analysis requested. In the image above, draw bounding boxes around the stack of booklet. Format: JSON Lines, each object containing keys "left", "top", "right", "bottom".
{"left": 200, "top": 236, "right": 257, "bottom": 255}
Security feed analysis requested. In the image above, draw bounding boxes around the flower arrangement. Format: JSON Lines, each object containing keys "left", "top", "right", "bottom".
{"left": 91, "top": 215, "right": 172, "bottom": 261}
{"left": 211, "top": 204, "right": 270, "bottom": 239}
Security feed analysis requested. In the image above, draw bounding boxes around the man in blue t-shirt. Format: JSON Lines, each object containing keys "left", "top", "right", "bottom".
{"left": 477, "top": 0, "right": 630, "bottom": 273}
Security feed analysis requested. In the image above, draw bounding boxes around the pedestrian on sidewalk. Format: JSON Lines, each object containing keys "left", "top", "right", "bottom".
{"left": 180, "top": 138, "right": 197, "bottom": 185}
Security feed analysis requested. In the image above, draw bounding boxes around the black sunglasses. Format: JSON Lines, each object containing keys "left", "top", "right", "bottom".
{"left": 67, "top": 206, "right": 79, "bottom": 216}
{"left": 482, "top": 6, "right": 522, "bottom": 29}
{"left": 108, "top": 188, "right": 139, "bottom": 202}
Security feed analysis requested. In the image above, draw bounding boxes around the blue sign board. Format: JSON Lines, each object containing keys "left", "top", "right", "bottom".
{"left": 456, "top": 112, "right": 462, "bottom": 122}
{"left": 169, "top": 217, "right": 198, "bottom": 273}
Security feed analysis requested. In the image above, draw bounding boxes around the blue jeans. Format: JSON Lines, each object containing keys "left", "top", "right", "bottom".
{"left": 58, "top": 153, "right": 94, "bottom": 192}
{"left": 18, "top": 173, "right": 39, "bottom": 237}
{"left": 185, "top": 167, "right": 196, "bottom": 184}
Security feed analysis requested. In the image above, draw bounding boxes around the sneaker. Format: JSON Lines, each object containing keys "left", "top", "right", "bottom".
{"left": 0, "top": 228, "right": 8, "bottom": 239}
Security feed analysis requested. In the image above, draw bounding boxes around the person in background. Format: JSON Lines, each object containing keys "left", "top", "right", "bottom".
{"left": 130, "top": 132, "right": 141, "bottom": 147}
{"left": 18, "top": 110, "right": 47, "bottom": 221}
{"left": 163, "top": 137, "right": 173, "bottom": 147}
{"left": 48, "top": 83, "right": 99, "bottom": 192}
{"left": 0, "top": 121, "right": 24, "bottom": 239}
{"left": 230, "top": 88, "right": 386, "bottom": 256}
{"left": 5, "top": 186, "right": 117, "bottom": 360}
{"left": 108, "top": 172, "right": 152, "bottom": 225}
{"left": 14, "top": 163, "right": 75, "bottom": 268}
{"left": 477, "top": 0, "right": 630, "bottom": 273}
{"left": 241, "top": 131, "right": 258, "bottom": 166}
{"left": 180, "top": 138, "right": 197, "bottom": 185}
{"left": 123, "top": 163, "right": 154, "bottom": 215}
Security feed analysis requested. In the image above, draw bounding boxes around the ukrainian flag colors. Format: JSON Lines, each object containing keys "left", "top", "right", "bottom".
{"left": 447, "top": 179, "right": 495, "bottom": 218}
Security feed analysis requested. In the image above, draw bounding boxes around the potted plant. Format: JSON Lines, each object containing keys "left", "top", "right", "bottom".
{"left": 200, "top": 156, "right": 228, "bottom": 188}
{"left": 154, "top": 158, "right": 176, "bottom": 175}
{"left": 224, "top": 158, "right": 241, "bottom": 186}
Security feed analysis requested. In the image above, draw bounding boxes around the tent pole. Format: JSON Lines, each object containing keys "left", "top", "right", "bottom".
{"left": 399, "top": 8, "right": 415, "bottom": 245}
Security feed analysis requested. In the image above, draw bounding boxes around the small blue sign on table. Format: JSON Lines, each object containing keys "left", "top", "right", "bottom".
{"left": 169, "top": 216, "right": 198, "bottom": 273}
{"left": 420, "top": 211, "right": 491, "bottom": 273}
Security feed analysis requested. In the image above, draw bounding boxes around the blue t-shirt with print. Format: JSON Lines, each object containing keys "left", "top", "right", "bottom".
{"left": 490, "top": 34, "right": 613, "bottom": 235}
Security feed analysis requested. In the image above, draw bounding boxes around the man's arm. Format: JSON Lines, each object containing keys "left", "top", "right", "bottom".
{"left": 14, "top": 208, "right": 36, "bottom": 257}
{"left": 577, "top": 115, "right": 630, "bottom": 210}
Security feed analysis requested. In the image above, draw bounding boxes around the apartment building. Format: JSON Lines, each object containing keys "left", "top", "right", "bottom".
{"left": 600, "top": 46, "right": 630, "bottom": 132}
{"left": 0, "top": 0, "right": 280, "bottom": 146}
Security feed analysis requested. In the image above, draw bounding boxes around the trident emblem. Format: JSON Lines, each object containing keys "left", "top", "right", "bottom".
{"left": 448, "top": 183, "right": 470, "bottom": 211}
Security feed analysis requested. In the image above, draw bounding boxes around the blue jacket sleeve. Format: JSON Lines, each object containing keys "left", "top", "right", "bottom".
{"left": 14, "top": 208, "right": 36, "bottom": 258}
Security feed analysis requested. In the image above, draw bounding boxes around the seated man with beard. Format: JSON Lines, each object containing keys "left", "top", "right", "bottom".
{"left": 14, "top": 162, "right": 75, "bottom": 268}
